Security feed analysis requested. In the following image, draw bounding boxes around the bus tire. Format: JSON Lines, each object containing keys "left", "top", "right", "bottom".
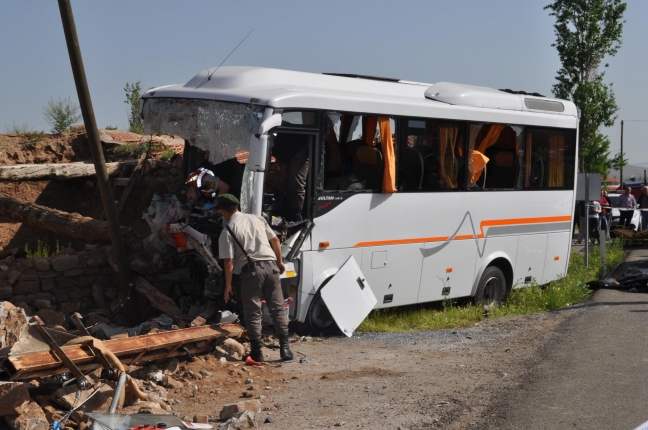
{"left": 301, "top": 293, "right": 339, "bottom": 336}
{"left": 474, "top": 266, "right": 508, "bottom": 305}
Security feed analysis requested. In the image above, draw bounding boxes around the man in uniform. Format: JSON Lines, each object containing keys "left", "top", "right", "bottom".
{"left": 217, "top": 194, "right": 294, "bottom": 362}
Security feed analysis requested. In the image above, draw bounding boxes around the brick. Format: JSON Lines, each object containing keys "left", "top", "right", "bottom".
{"left": 13, "top": 280, "right": 40, "bottom": 295}
{"left": 55, "top": 276, "right": 78, "bottom": 289}
{"left": 63, "top": 269, "right": 84, "bottom": 277}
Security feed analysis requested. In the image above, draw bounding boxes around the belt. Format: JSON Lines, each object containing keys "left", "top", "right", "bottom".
{"left": 251, "top": 260, "right": 276, "bottom": 266}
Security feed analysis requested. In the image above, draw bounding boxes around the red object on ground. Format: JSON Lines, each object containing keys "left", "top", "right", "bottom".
{"left": 245, "top": 355, "right": 266, "bottom": 367}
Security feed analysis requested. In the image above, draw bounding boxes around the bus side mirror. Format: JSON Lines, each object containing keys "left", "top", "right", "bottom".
{"left": 247, "top": 113, "right": 282, "bottom": 172}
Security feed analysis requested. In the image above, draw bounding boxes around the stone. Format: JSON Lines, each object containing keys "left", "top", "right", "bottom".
{"left": 1, "top": 255, "right": 15, "bottom": 266}
{"left": 78, "top": 275, "right": 96, "bottom": 287}
{"left": 0, "top": 286, "right": 12, "bottom": 300}
{"left": 162, "top": 358, "right": 179, "bottom": 375}
{"left": 222, "top": 338, "right": 246, "bottom": 358}
{"left": 53, "top": 289, "right": 69, "bottom": 303}
{"left": 63, "top": 268, "right": 84, "bottom": 277}
{"left": 8, "top": 270, "right": 21, "bottom": 285}
{"left": 18, "top": 270, "right": 39, "bottom": 281}
{"left": 52, "top": 375, "right": 113, "bottom": 413}
{"left": 219, "top": 400, "right": 261, "bottom": 421}
{"left": 14, "top": 301, "right": 33, "bottom": 316}
{"left": 55, "top": 276, "right": 78, "bottom": 289}
{"left": 40, "top": 278, "right": 56, "bottom": 292}
{"left": 92, "top": 283, "right": 109, "bottom": 309}
{"left": 38, "top": 270, "right": 58, "bottom": 279}
{"left": 31, "top": 292, "right": 54, "bottom": 302}
{"left": 0, "top": 264, "right": 9, "bottom": 272}
{"left": 80, "top": 287, "right": 93, "bottom": 298}
{"left": 219, "top": 411, "right": 257, "bottom": 430}
{"left": 50, "top": 255, "right": 79, "bottom": 272}
{"left": 34, "top": 299, "right": 51, "bottom": 310}
{"left": 193, "top": 414, "right": 209, "bottom": 424}
{"left": 4, "top": 401, "right": 48, "bottom": 430}
{"left": 69, "top": 288, "right": 83, "bottom": 300}
{"left": 199, "top": 369, "right": 213, "bottom": 378}
{"left": 17, "top": 259, "right": 34, "bottom": 270}
{"left": 0, "top": 302, "right": 29, "bottom": 349}
{"left": 13, "top": 280, "right": 40, "bottom": 295}
{"left": 33, "top": 258, "right": 50, "bottom": 272}
{"left": 0, "top": 382, "right": 30, "bottom": 415}
{"left": 84, "top": 268, "right": 102, "bottom": 275}
{"left": 86, "top": 250, "right": 107, "bottom": 268}
{"left": 35, "top": 309, "right": 65, "bottom": 327}
{"left": 165, "top": 376, "right": 183, "bottom": 389}
{"left": 104, "top": 287, "right": 117, "bottom": 299}
{"left": 60, "top": 301, "right": 81, "bottom": 314}
{"left": 77, "top": 252, "right": 87, "bottom": 269}
{"left": 241, "top": 391, "right": 254, "bottom": 398}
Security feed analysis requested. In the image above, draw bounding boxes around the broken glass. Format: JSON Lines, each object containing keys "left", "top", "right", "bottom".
{"left": 143, "top": 98, "right": 264, "bottom": 165}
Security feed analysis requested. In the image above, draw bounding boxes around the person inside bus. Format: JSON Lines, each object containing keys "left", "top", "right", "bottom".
{"left": 272, "top": 132, "right": 309, "bottom": 222}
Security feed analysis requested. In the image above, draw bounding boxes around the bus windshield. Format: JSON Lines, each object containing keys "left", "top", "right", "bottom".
{"left": 142, "top": 98, "right": 264, "bottom": 165}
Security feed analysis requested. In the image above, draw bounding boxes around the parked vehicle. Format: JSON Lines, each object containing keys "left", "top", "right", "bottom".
{"left": 142, "top": 66, "right": 578, "bottom": 335}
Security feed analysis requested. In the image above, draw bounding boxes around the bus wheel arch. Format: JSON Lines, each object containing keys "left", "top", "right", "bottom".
{"left": 297, "top": 274, "right": 340, "bottom": 336}
{"left": 474, "top": 257, "right": 513, "bottom": 305}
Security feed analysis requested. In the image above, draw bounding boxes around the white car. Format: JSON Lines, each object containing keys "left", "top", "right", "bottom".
{"left": 606, "top": 193, "right": 641, "bottom": 232}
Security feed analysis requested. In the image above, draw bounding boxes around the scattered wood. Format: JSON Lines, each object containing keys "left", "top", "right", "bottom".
{"left": 0, "top": 192, "right": 133, "bottom": 242}
{"left": 135, "top": 276, "right": 185, "bottom": 328}
{"left": 4, "top": 323, "right": 245, "bottom": 380}
{"left": 0, "top": 162, "right": 123, "bottom": 181}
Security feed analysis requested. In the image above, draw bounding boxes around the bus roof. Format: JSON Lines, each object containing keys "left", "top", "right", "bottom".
{"left": 143, "top": 66, "right": 578, "bottom": 125}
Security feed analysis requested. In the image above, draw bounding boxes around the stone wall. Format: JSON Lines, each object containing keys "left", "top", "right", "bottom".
{"left": 0, "top": 247, "right": 118, "bottom": 327}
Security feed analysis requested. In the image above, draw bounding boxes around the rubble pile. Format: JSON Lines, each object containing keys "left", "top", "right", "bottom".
{"left": 0, "top": 247, "right": 118, "bottom": 323}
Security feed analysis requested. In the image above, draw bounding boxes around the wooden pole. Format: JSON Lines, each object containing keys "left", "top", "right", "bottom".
{"left": 57, "top": 0, "right": 131, "bottom": 294}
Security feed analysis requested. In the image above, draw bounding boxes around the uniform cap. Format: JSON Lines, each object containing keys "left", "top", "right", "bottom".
{"left": 217, "top": 193, "right": 240, "bottom": 206}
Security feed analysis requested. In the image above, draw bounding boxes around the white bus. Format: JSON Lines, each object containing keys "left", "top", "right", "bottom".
{"left": 142, "top": 66, "right": 578, "bottom": 336}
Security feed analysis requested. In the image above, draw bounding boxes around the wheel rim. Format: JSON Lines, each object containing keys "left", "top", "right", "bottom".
{"left": 482, "top": 276, "right": 504, "bottom": 303}
{"left": 309, "top": 296, "right": 335, "bottom": 332}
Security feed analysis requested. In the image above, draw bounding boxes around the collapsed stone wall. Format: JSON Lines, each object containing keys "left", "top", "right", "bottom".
{"left": 0, "top": 247, "right": 118, "bottom": 327}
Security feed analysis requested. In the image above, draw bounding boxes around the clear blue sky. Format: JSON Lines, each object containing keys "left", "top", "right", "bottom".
{"left": 2, "top": 0, "right": 647, "bottom": 163}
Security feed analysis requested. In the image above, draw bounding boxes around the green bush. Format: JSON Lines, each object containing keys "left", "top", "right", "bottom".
{"left": 159, "top": 149, "right": 175, "bottom": 160}
{"left": 43, "top": 96, "right": 82, "bottom": 134}
{"left": 5, "top": 122, "right": 36, "bottom": 134}
{"left": 124, "top": 81, "right": 144, "bottom": 134}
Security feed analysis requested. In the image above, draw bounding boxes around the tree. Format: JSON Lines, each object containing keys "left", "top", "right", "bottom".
{"left": 124, "top": 81, "right": 144, "bottom": 134}
{"left": 608, "top": 150, "right": 628, "bottom": 172}
{"left": 545, "top": 0, "right": 627, "bottom": 174}
{"left": 43, "top": 96, "right": 82, "bottom": 134}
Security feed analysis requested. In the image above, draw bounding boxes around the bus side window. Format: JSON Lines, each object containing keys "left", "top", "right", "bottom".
{"left": 323, "top": 114, "right": 396, "bottom": 193}
{"left": 523, "top": 128, "right": 576, "bottom": 190}
{"left": 398, "top": 118, "right": 464, "bottom": 192}
{"left": 467, "top": 123, "right": 521, "bottom": 190}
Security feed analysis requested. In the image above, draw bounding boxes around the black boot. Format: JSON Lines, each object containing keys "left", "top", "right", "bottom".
{"left": 279, "top": 334, "right": 294, "bottom": 361}
{"left": 249, "top": 339, "right": 264, "bottom": 363}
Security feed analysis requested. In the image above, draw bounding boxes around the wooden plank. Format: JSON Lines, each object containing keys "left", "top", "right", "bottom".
{"left": 0, "top": 162, "right": 122, "bottom": 181}
{"left": 6, "top": 323, "right": 244, "bottom": 380}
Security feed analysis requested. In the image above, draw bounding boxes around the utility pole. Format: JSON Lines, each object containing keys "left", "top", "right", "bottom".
{"left": 57, "top": 0, "right": 131, "bottom": 294}
{"left": 620, "top": 120, "right": 624, "bottom": 187}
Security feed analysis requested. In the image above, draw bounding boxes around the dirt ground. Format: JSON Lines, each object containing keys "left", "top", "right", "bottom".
{"left": 167, "top": 310, "right": 575, "bottom": 429}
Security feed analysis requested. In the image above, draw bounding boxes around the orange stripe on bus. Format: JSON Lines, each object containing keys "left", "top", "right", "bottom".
{"left": 353, "top": 215, "right": 571, "bottom": 248}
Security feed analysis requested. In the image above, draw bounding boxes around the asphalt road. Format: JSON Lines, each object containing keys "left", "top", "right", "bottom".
{"left": 491, "top": 248, "right": 648, "bottom": 430}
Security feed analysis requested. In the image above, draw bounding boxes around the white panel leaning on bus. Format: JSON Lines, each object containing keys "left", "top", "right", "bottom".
{"left": 142, "top": 66, "right": 578, "bottom": 336}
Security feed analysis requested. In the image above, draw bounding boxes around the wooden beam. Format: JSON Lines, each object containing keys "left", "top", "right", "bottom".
{"left": 0, "top": 193, "right": 133, "bottom": 242}
{"left": 5, "top": 323, "right": 245, "bottom": 380}
{"left": 0, "top": 162, "right": 122, "bottom": 181}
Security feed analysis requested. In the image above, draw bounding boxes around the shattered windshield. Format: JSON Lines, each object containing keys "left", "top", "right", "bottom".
{"left": 143, "top": 98, "right": 264, "bottom": 165}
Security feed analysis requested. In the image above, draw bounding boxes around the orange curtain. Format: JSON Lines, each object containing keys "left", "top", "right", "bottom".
{"left": 439, "top": 124, "right": 459, "bottom": 188}
{"left": 549, "top": 132, "right": 565, "bottom": 187}
{"left": 362, "top": 116, "right": 378, "bottom": 145}
{"left": 378, "top": 117, "right": 397, "bottom": 193}
{"left": 471, "top": 124, "right": 505, "bottom": 183}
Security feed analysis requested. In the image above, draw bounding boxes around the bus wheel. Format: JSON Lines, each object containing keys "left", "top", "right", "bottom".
{"left": 306, "top": 294, "right": 338, "bottom": 335}
{"left": 474, "top": 266, "right": 508, "bottom": 305}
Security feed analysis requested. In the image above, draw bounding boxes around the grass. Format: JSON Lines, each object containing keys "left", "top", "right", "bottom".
{"left": 357, "top": 240, "right": 626, "bottom": 333}
{"left": 111, "top": 142, "right": 166, "bottom": 158}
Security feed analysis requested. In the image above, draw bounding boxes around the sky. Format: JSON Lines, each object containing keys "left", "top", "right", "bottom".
{"left": 2, "top": 0, "right": 647, "bottom": 163}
